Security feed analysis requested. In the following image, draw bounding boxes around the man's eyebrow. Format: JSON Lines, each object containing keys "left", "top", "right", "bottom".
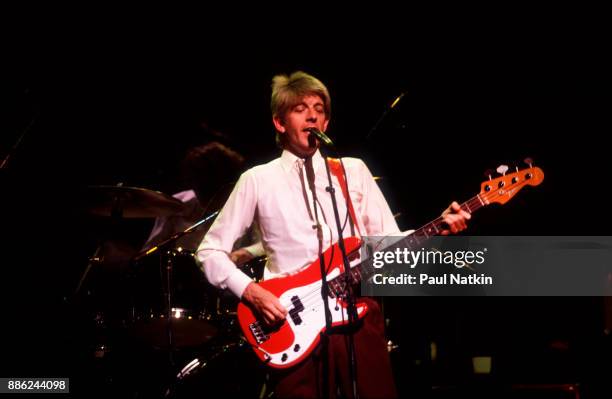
{"left": 292, "top": 100, "right": 324, "bottom": 109}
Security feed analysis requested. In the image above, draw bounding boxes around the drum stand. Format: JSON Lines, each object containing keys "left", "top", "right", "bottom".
{"left": 132, "top": 211, "right": 220, "bottom": 367}
{"left": 162, "top": 249, "right": 176, "bottom": 367}
{"left": 74, "top": 244, "right": 103, "bottom": 297}
{"left": 75, "top": 184, "right": 129, "bottom": 297}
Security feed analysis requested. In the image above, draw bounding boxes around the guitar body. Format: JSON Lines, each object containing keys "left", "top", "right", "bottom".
{"left": 237, "top": 236, "right": 368, "bottom": 369}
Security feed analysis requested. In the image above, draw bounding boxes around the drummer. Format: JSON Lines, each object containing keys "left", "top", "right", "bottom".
{"left": 143, "top": 141, "right": 263, "bottom": 262}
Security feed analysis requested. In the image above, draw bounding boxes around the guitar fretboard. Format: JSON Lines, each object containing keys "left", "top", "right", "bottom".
{"left": 327, "top": 195, "right": 486, "bottom": 294}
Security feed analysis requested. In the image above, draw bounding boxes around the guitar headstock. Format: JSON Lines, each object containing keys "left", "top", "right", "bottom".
{"left": 479, "top": 160, "right": 544, "bottom": 205}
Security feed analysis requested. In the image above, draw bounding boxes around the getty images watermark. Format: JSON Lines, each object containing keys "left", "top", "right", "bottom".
{"left": 370, "top": 245, "right": 490, "bottom": 286}
{"left": 358, "top": 236, "right": 612, "bottom": 296}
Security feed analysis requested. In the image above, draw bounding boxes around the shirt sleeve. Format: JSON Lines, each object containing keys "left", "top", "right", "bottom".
{"left": 196, "top": 170, "right": 258, "bottom": 298}
{"left": 357, "top": 159, "right": 403, "bottom": 237}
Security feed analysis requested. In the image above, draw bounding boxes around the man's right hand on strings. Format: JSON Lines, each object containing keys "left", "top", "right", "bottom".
{"left": 242, "top": 282, "right": 287, "bottom": 325}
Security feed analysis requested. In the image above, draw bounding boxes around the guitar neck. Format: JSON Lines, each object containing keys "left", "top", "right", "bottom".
{"left": 330, "top": 195, "right": 486, "bottom": 289}
{"left": 405, "top": 194, "right": 485, "bottom": 243}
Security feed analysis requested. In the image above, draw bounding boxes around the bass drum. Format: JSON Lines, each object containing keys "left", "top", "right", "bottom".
{"left": 166, "top": 338, "right": 270, "bottom": 398}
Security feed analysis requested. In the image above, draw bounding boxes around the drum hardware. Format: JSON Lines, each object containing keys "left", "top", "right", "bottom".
{"left": 75, "top": 184, "right": 189, "bottom": 296}
{"left": 130, "top": 210, "right": 220, "bottom": 364}
{"left": 76, "top": 186, "right": 218, "bottom": 355}
{"left": 164, "top": 337, "right": 271, "bottom": 398}
{"left": 76, "top": 184, "right": 261, "bottom": 396}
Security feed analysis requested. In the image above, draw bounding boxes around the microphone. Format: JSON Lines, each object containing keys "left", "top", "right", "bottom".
{"left": 305, "top": 127, "right": 335, "bottom": 148}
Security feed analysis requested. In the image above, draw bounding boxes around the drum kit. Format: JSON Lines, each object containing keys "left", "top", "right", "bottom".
{"left": 78, "top": 184, "right": 268, "bottom": 398}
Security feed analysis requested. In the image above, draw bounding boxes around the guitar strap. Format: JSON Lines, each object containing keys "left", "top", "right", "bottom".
{"left": 326, "top": 157, "right": 361, "bottom": 237}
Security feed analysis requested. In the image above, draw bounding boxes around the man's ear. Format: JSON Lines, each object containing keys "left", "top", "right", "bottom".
{"left": 272, "top": 115, "right": 286, "bottom": 133}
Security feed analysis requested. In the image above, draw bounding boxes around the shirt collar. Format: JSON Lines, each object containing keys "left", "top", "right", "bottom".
{"left": 280, "top": 149, "right": 325, "bottom": 173}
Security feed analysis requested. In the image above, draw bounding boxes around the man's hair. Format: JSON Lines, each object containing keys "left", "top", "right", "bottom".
{"left": 181, "top": 141, "right": 245, "bottom": 199}
{"left": 271, "top": 71, "right": 331, "bottom": 147}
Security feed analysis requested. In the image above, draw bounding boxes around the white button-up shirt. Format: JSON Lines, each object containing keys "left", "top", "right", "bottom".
{"left": 197, "top": 149, "right": 402, "bottom": 298}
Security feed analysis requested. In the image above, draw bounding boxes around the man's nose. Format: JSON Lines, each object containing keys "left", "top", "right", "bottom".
{"left": 305, "top": 109, "right": 317, "bottom": 122}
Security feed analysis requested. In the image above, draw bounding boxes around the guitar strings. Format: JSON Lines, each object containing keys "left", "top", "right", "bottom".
{"left": 257, "top": 176, "right": 532, "bottom": 324}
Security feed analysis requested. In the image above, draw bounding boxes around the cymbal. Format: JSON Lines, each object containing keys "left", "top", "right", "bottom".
{"left": 85, "top": 185, "right": 185, "bottom": 218}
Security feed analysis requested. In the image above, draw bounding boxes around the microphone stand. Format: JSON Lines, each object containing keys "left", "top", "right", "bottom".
{"left": 132, "top": 210, "right": 219, "bottom": 262}
{"left": 1, "top": 113, "right": 37, "bottom": 171}
{"left": 304, "top": 155, "right": 333, "bottom": 398}
{"left": 365, "top": 92, "right": 405, "bottom": 141}
{"left": 322, "top": 153, "right": 359, "bottom": 399}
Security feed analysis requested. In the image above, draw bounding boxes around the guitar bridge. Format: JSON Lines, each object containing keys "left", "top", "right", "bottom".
{"left": 249, "top": 322, "right": 269, "bottom": 344}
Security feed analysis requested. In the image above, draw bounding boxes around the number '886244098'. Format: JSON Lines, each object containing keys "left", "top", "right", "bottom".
{"left": 3, "top": 378, "right": 68, "bottom": 392}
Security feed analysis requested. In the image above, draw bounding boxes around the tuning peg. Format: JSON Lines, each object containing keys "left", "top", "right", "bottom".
{"left": 496, "top": 164, "right": 509, "bottom": 176}
{"left": 484, "top": 169, "right": 494, "bottom": 180}
{"left": 524, "top": 157, "right": 533, "bottom": 168}
{"left": 512, "top": 165, "right": 520, "bottom": 184}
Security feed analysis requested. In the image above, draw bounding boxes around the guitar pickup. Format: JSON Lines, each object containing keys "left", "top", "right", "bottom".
{"left": 289, "top": 296, "right": 304, "bottom": 325}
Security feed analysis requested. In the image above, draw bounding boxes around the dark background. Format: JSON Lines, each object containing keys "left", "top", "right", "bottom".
{"left": 1, "top": 11, "right": 610, "bottom": 398}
